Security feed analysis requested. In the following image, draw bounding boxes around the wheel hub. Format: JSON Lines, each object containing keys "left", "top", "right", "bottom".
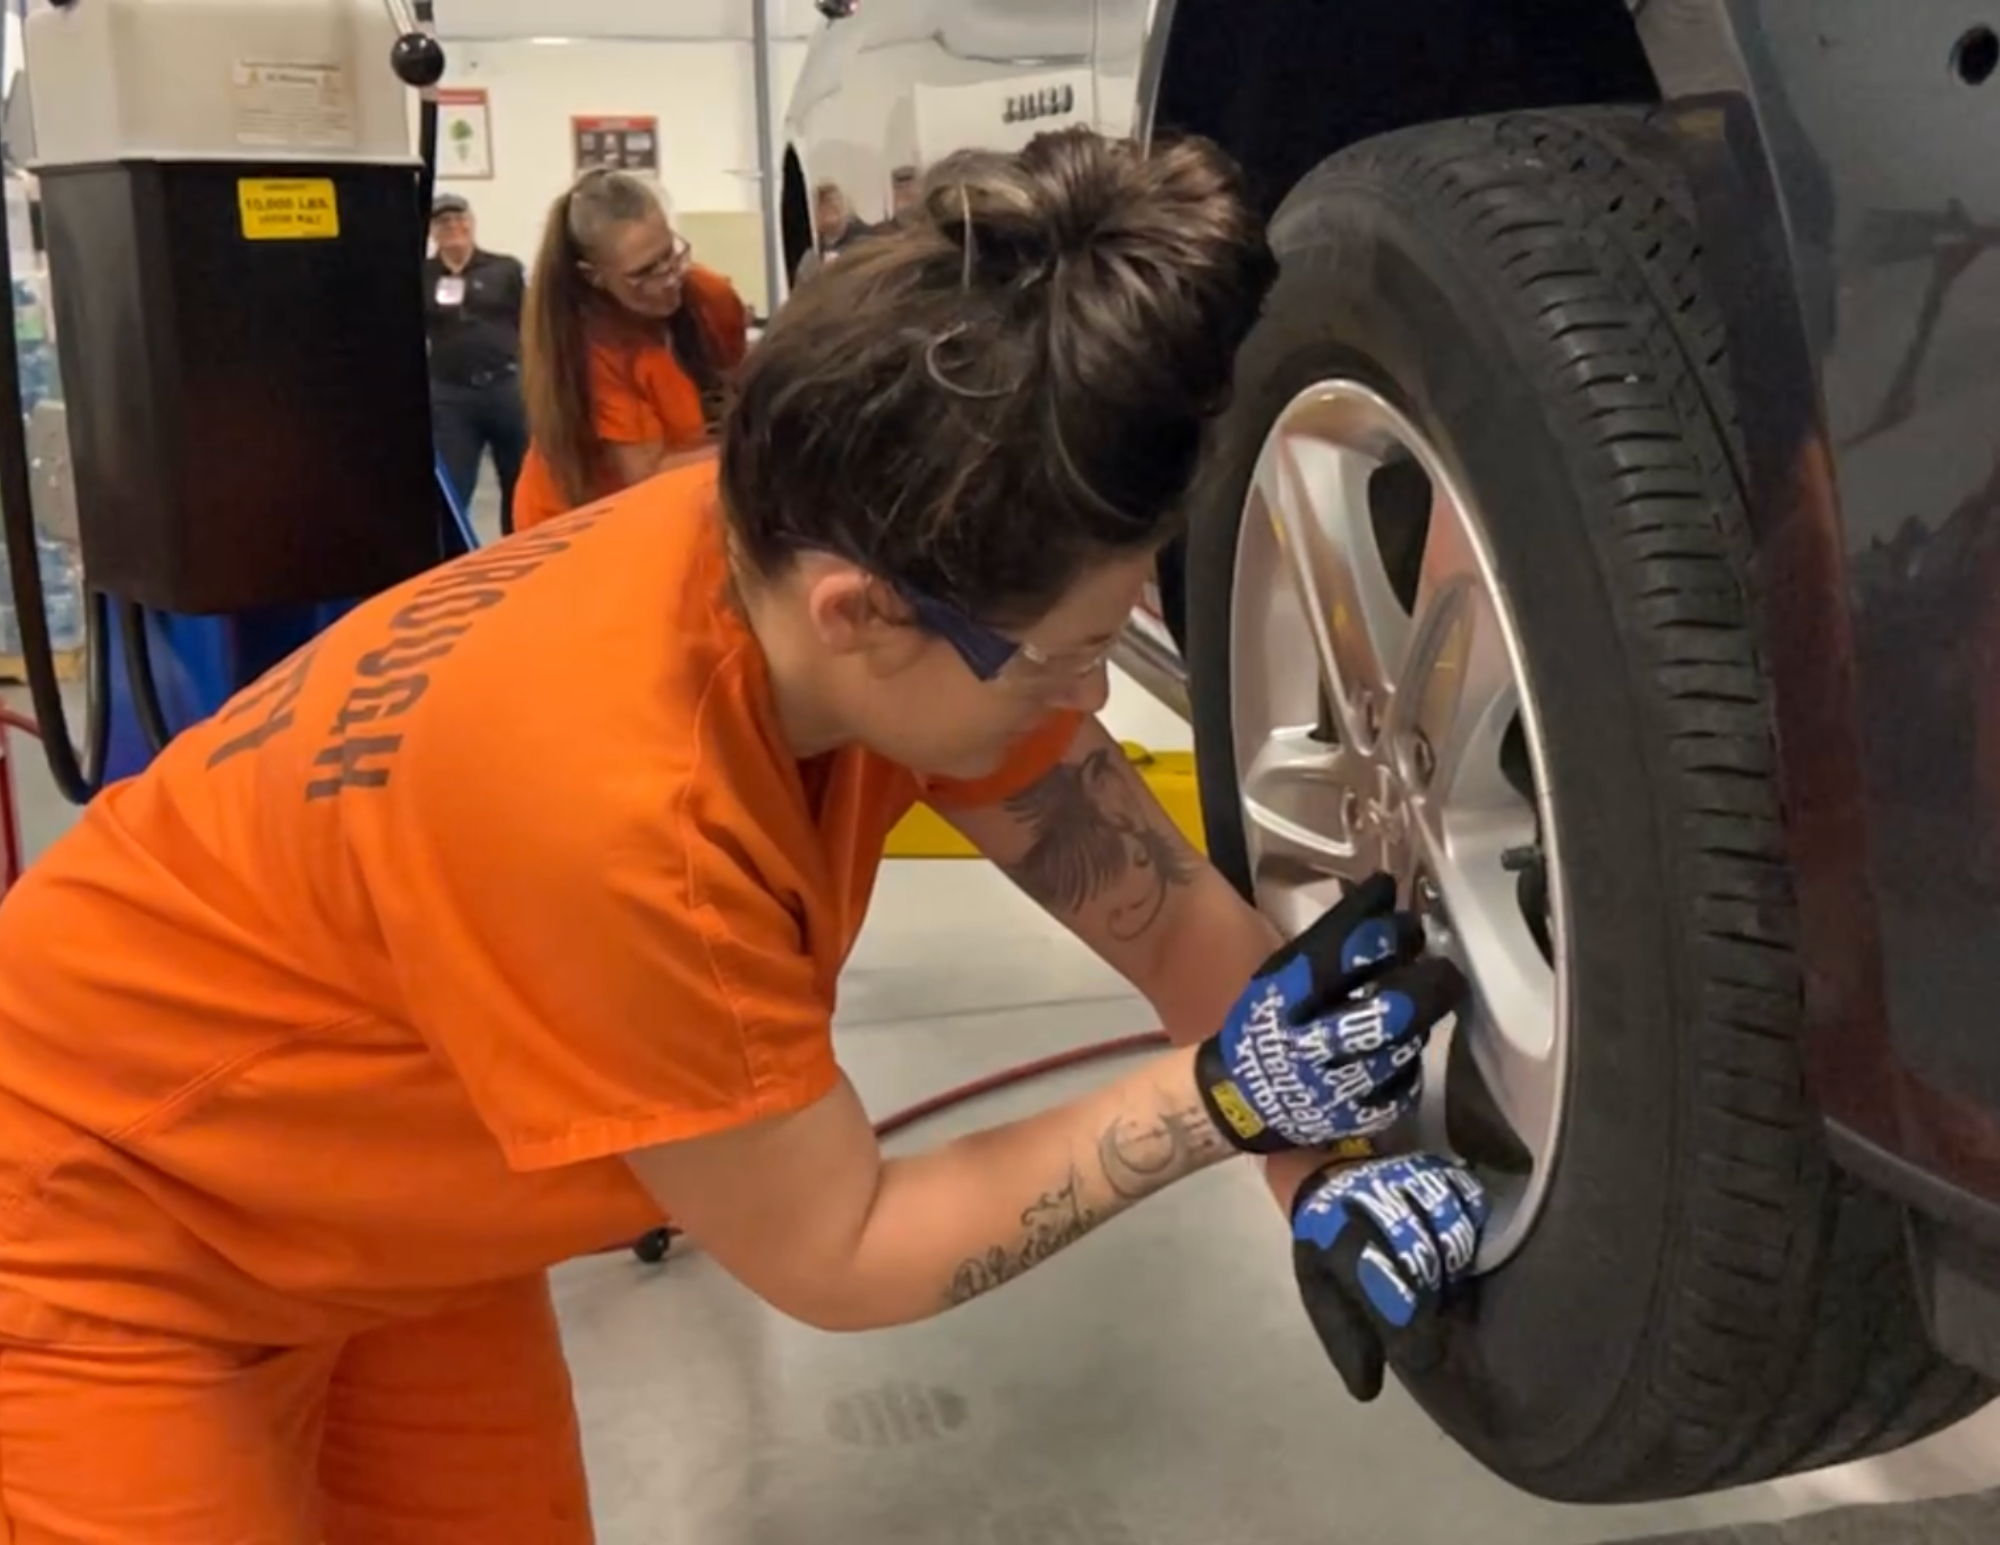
{"left": 1226, "top": 380, "right": 1569, "bottom": 1270}
{"left": 1346, "top": 762, "right": 1409, "bottom": 872}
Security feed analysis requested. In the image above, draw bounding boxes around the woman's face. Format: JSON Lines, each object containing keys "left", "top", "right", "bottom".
{"left": 588, "top": 208, "right": 692, "bottom": 320}
{"left": 847, "top": 550, "right": 1153, "bottom": 783}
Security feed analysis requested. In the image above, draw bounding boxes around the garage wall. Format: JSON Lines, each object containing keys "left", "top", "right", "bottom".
{"left": 425, "top": 36, "right": 810, "bottom": 301}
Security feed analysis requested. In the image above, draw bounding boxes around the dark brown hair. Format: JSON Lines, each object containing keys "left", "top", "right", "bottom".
{"left": 521, "top": 169, "right": 718, "bottom": 508}
{"left": 721, "top": 127, "right": 1276, "bottom": 626}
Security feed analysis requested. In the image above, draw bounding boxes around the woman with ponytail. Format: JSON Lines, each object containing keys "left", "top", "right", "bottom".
{"left": 513, "top": 168, "right": 749, "bottom": 531}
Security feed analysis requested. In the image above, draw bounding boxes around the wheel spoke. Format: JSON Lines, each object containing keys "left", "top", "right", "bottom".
{"left": 1465, "top": 1017, "right": 1561, "bottom": 1172}
{"left": 1421, "top": 805, "right": 1559, "bottom": 1147}
{"left": 1230, "top": 483, "right": 1332, "bottom": 770}
{"left": 1239, "top": 725, "right": 1359, "bottom": 872}
{"left": 1396, "top": 498, "right": 1521, "bottom": 811}
{"left": 1259, "top": 428, "right": 1409, "bottom": 749}
{"left": 1247, "top": 437, "right": 1343, "bottom": 725}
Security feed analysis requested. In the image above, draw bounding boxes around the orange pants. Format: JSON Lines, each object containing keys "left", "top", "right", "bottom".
{"left": 0, "top": 1274, "right": 593, "bottom": 1543}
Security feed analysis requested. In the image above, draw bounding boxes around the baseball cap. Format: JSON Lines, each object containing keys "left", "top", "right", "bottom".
{"left": 432, "top": 192, "right": 471, "bottom": 219}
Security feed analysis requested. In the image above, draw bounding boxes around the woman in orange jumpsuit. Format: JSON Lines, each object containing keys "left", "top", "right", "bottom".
{"left": 512, "top": 167, "right": 751, "bottom": 531}
{"left": 0, "top": 130, "right": 1481, "bottom": 1540}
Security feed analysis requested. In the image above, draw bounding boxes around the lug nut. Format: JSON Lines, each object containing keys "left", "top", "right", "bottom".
{"left": 1411, "top": 733, "right": 1436, "bottom": 788}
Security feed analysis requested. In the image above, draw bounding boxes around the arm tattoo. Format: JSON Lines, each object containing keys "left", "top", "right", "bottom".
{"left": 944, "top": 1169, "right": 1099, "bottom": 1308}
{"left": 940, "top": 1107, "right": 1228, "bottom": 1310}
{"left": 1000, "top": 748, "right": 1200, "bottom": 942}
{"left": 1097, "top": 1103, "right": 1228, "bottom": 1201}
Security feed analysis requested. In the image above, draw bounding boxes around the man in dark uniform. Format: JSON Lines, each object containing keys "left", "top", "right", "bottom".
{"left": 424, "top": 193, "right": 529, "bottom": 535}
{"left": 792, "top": 181, "right": 882, "bottom": 285}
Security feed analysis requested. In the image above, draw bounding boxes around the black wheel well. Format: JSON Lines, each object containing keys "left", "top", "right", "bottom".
{"left": 780, "top": 145, "right": 814, "bottom": 285}
{"left": 1154, "top": 0, "right": 1660, "bottom": 214}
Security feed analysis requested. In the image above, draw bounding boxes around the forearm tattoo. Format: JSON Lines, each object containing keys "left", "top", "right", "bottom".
{"left": 1000, "top": 748, "right": 1200, "bottom": 942}
{"left": 945, "top": 1169, "right": 1098, "bottom": 1307}
{"left": 1097, "top": 1102, "right": 1227, "bottom": 1200}
{"left": 941, "top": 1103, "right": 1226, "bottom": 1309}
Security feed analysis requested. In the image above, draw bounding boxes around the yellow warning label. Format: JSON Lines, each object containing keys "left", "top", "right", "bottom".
{"left": 237, "top": 178, "right": 340, "bottom": 241}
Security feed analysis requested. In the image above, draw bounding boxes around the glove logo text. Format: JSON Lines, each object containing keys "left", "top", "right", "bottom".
{"left": 1207, "top": 1079, "right": 1266, "bottom": 1141}
{"left": 1229, "top": 983, "right": 1332, "bottom": 1140}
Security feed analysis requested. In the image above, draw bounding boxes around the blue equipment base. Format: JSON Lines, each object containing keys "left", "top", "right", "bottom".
{"left": 100, "top": 465, "right": 480, "bottom": 783}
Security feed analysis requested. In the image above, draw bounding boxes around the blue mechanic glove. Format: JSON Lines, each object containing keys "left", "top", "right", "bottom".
{"left": 1194, "top": 873, "right": 1466, "bottom": 1154}
{"left": 1290, "top": 1153, "right": 1490, "bottom": 1402}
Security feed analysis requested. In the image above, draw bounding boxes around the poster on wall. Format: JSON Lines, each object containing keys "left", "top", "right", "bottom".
{"left": 572, "top": 115, "right": 660, "bottom": 178}
{"left": 436, "top": 87, "right": 494, "bottom": 180}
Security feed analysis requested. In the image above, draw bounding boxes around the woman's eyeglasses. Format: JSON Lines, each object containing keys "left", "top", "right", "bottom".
{"left": 792, "top": 543, "right": 1113, "bottom": 690}
{"left": 619, "top": 235, "right": 693, "bottom": 288}
{"left": 896, "top": 587, "right": 1107, "bottom": 686}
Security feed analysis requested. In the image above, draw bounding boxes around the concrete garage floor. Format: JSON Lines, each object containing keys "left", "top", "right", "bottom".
{"left": 4, "top": 480, "right": 2000, "bottom": 1540}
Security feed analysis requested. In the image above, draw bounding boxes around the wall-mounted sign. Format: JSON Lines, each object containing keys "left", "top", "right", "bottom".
{"left": 572, "top": 115, "right": 659, "bottom": 177}
{"left": 437, "top": 87, "right": 493, "bottom": 181}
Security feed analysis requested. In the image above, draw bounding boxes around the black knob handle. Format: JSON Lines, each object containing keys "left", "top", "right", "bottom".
{"left": 389, "top": 32, "right": 447, "bottom": 89}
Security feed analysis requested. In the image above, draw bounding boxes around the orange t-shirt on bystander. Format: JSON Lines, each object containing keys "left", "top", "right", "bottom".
{"left": 0, "top": 460, "right": 1077, "bottom": 1348}
{"left": 512, "top": 266, "right": 749, "bottom": 532}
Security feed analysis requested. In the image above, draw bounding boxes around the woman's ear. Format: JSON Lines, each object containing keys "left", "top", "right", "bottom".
{"left": 804, "top": 570, "right": 927, "bottom": 673}
{"left": 576, "top": 260, "right": 603, "bottom": 290}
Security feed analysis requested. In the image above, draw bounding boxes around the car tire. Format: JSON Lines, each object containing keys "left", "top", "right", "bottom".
{"left": 1184, "top": 106, "right": 1992, "bottom": 1502}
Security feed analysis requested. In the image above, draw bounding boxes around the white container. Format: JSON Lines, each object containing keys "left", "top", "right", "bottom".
{"left": 25, "top": 0, "right": 415, "bottom": 170}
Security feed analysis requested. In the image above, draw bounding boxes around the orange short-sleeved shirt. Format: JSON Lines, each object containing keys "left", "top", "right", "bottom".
{"left": 0, "top": 463, "right": 1076, "bottom": 1346}
{"left": 512, "top": 267, "right": 749, "bottom": 533}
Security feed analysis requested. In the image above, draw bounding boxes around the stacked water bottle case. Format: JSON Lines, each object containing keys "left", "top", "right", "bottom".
{"left": 0, "top": 531, "right": 83, "bottom": 661}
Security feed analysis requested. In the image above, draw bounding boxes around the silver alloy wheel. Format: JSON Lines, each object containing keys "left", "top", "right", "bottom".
{"left": 1228, "top": 380, "right": 1569, "bottom": 1269}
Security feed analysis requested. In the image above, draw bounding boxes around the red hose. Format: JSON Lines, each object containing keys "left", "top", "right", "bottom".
{"left": 869, "top": 1030, "right": 1170, "bottom": 1138}
{"left": 0, "top": 710, "right": 1170, "bottom": 1257}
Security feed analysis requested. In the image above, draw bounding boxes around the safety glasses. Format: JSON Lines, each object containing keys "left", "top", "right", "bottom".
{"left": 796, "top": 544, "right": 1109, "bottom": 688}
{"left": 620, "top": 234, "right": 693, "bottom": 288}
{"left": 899, "top": 586, "right": 1109, "bottom": 686}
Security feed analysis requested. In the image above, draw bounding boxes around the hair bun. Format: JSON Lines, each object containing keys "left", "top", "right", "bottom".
{"left": 1009, "top": 129, "right": 1146, "bottom": 259}
{"left": 724, "top": 128, "right": 1273, "bottom": 633}
{"left": 917, "top": 129, "right": 1142, "bottom": 285}
{"left": 919, "top": 127, "right": 1273, "bottom": 431}
{"left": 920, "top": 127, "right": 1263, "bottom": 288}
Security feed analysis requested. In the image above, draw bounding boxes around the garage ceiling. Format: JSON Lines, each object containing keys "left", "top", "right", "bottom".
{"left": 430, "top": 1, "right": 823, "bottom": 43}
